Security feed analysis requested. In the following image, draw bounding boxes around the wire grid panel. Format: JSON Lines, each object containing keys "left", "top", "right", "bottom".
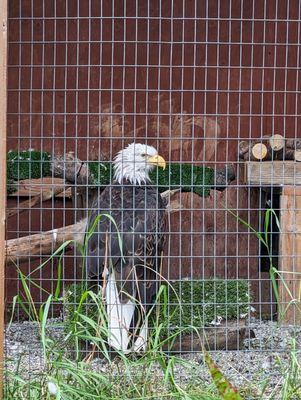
{"left": 5, "top": 0, "right": 301, "bottom": 364}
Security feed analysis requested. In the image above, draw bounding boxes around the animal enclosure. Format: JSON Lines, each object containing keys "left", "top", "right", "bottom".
{"left": 2, "top": 0, "right": 301, "bottom": 397}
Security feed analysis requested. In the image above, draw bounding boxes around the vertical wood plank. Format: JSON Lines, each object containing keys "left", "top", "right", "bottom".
{"left": 0, "top": 0, "right": 7, "bottom": 397}
{"left": 279, "top": 189, "right": 301, "bottom": 324}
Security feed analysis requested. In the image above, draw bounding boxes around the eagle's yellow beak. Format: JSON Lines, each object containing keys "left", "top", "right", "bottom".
{"left": 147, "top": 154, "right": 166, "bottom": 170}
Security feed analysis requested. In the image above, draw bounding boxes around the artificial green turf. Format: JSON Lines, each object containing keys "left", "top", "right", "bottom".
{"left": 7, "top": 150, "right": 51, "bottom": 193}
{"left": 63, "top": 279, "right": 251, "bottom": 342}
{"left": 7, "top": 150, "right": 214, "bottom": 197}
{"left": 162, "top": 279, "right": 251, "bottom": 334}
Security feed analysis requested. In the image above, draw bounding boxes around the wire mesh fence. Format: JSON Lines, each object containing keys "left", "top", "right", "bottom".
{"left": 3, "top": 0, "right": 301, "bottom": 397}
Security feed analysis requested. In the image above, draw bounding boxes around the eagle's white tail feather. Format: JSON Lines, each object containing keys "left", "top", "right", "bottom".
{"left": 106, "top": 272, "right": 135, "bottom": 351}
{"left": 133, "top": 318, "right": 148, "bottom": 352}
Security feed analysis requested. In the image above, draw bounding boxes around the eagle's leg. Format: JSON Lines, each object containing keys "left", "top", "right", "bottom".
{"left": 106, "top": 271, "right": 135, "bottom": 352}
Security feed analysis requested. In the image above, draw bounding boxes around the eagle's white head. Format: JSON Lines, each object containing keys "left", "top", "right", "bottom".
{"left": 113, "top": 142, "right": 166, "bottom": 185}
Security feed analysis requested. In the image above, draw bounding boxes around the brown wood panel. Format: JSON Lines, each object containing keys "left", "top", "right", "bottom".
{"left": 6, "top": 0, "right": 301, "bottom": 311}
{"left": 279, "top": 191, "right": 301, "bottom": 324}
{"left": 7, "top": 1, "right": 301, "bottom": 162}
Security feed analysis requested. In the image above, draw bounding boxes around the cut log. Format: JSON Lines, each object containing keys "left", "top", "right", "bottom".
{"left": 295, "top": 150, "right": 301, "bottom": 162}
{"left": 284, "top": 149, "right": 296, "bottom": 161}
{"left": 213, "top": 164, "right": 236, "bottom": 191}
{"left": 269, "top": 134, "right": 285, "bottom": 152}
{"left": 239, "top": 135, "right": 298, "bottom": 162}
{"left": 251, "top": 143, "right": 268, "bottom": 161}
{"left": 286, "top": 139, "right": 301, "bottom": 150}
{"left": 239, "top": 141, "right": 251, "bottom": 160}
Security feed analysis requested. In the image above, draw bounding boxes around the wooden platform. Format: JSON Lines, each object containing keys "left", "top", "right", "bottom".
{"left": 244, "top": 161, "right": 301, "bottom": 186}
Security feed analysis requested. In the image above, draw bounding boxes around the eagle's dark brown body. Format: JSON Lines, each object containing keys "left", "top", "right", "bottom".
{"left": 87, "top": 183, "right": 166, "bottom": 308}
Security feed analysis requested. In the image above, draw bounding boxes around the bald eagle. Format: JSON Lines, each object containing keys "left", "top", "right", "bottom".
{"left": 87, "top": 143, "right": 167, "bottom": 353}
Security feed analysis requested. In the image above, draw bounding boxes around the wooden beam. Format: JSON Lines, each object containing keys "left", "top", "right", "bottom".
{"left": 0, "top": 1, "right": 7, "bottom": 397}
{"left": 278, "top": 189, "right": 301, "bottom": 324}
{"left": 244, "top": 161, "right": 301, "bottom": 186}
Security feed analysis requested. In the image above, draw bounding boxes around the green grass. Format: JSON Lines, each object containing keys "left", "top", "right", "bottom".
{"left": 4, "top": 213, "right": 244, "bottom": 400}
{"left": 5, "top": 283, "right": 223, "bottom": 400}
{"left": 6, "top": 207, "right": 301, "bottom": 400}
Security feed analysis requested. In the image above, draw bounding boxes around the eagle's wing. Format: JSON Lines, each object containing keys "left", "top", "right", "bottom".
{"left": 87, "top": 186, "right": 166, "bottom": 301}
{"left": 86, "top": 185, "right": 166, "bottom": 352}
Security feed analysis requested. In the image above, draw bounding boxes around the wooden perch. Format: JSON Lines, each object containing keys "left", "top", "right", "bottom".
{"left": 6, "top": 219, "right": 87, "bottom": 266}
{"left": 5, "top": 189, "right": 183, "bottom": 265}
{"left": 7, "top": 185, "right": 67, "bottom": 218}
{"left": 7, "top": 151, "right": 92, "bottom": 218}
{"left": 51, "top": 152, "right": 93, "bottom": 185}
{"left": 8, "top": 178, "right": 72, "bottom": 198}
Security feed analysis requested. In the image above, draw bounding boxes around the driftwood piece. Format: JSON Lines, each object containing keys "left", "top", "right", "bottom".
{"left": 5, "top": 189, "right": 183, "bottom": 265}
{"left": 5, "top": 219, "right": 87, "bottom": 266}
{"left": 7, "top": 151, "right": 93, "bottom": 218}
{"left": 51, "top": 152, "right": 93, "bottom": 185}
{"left": 8, "top": 178, "right": 72, "bottom": 198}
{"left": 163, "top": 320, "right": 254, "bottom": 352}
{"left": 7, "top": 185, "right": 67, "bottom": 218}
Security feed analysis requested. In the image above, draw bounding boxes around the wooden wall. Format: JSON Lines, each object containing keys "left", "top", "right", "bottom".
{"left": 6, "top": 0, "right": 301, "bottom": 313}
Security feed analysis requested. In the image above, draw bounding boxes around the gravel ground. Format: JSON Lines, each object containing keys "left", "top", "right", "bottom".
{"left": 5, "top": 318, "right": 301, "bottom": 399}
